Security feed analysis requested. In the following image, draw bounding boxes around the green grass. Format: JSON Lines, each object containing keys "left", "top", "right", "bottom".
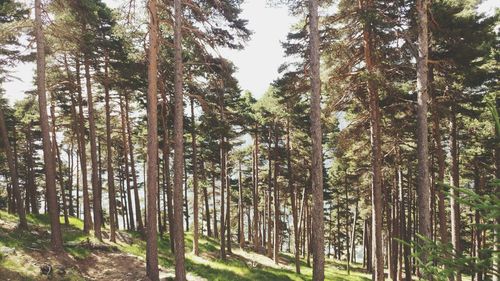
{"left": 0, "top": 210, "right": 370, "bottom": 281}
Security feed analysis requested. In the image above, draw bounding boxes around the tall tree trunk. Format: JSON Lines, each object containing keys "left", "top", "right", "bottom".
{"left": 103, "top": 52, "right": 117, "bottom": 242}
{"left": 72, "top": 59, "right": 92, "bottom": 230}
{"left": 145, "top": 1, "right": 159, "bottom": 279}
{"left": 49, "top": 94, "right": 69, "bottom": 225}
{"left": 83, "top": 40, "right": 102, "bottom": 241}
{"left": 252, "top": 130, "right": 260, "bottom": 251}
{"left": 226, "top": 154, "right": 232, "bottom": 254}
{"left": 173, "top": 0, "right": 187, "bottom": 278}
{"left": 202, "top": 160, "right": 211, "bottom": 237}
{"left": 191, "top": 98, "right": 200, "bottom": 256}
{"left": 219, "top": 85, "right": 227, "bottom": 259}
{"left": 160, "top": 92, "right": 175, "bottom": 253}
{"left": 450, "top": 103, "right": 461, "bottom": 281}
{"left": 359, "top": 0, "right": 384, "bottom": 279}
{"left": 287, "top": 118, "right": 300, "bottom": 273}
{"left": 25, "top": 122, "right": 38, "bottom": 214}
{"left": 309, "top": 0, "right": 325, "bottom": 279}
{"left": 267, "top": 129, "right": 273, "bottom": 258}
{"left": 212, "top": 170, "right": 218, "bottom": 239}
{"left": 35, "top": 0, "right": 63, "bottom": 251}
{"left": 0, "top": 111, "right": 27, "bottom": 229}
{"left": 416, "top": 0, "right": 432, "bottom": 277}
{"left": 273, "top": 124, "right": 280, "bottom": 264}
{"left": 125, "top": 93, "right": 144, "bottom": 231}
{"left": 238, "top": 160, "right": 245, "bottom": 248}
{"left": 344, "top": 171, "right": 350, "bottom": 275}
{"left": 120, "top": 94, "right": 136, "bottom": 230}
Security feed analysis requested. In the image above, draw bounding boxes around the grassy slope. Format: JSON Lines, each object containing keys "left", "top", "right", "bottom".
{"left": 0, "top": 211, "right": 370, "bottom": 281}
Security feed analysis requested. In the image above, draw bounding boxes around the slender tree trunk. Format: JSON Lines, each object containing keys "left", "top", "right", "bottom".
{"left": 119, "top": 95, "right": 136, "bottom": 231}
{"left": 72, "top": 59, "right": 92, "bottom": 230}
{"left": 83, "top": 40, "right": 102, "bottom": 241}
{"left": 26, "top": 122, "right": 38, "bottom": 214}
{"left": 344, "top": 171, "right": 350, "bottom": 275}
{"left": 49, "top": 95, "right": 69, "bottom": 226}
{"left": 309, "top": 0, "right": 325, "bottom": 279}
{"left": 238, "top": 160, "right": 245, "bottom": 248}
{"left": 0, "top": 111, "right": 27, "bottom": 229}
{"left": 35, "top": 0, "right": 63, "bottom": 251}
{"left": 173, "top": 0, "right": 187, "bottom": 278}
{"left": 201, "top": 160, "right": 211, "bottom": 237}
{"left": 103, "top": 52, "right": 117, "bottom": 242}
{"left": 450, "top": 103, "right": 462, "bottom": 281}
{"left": 287, "top": 119, "right": 300, "bottom": 273}
{"left": 226, "top": 154, "right": 232, "bottom": 254}
{"left": 160, "top": 92, "right": 175, "bottom": 253}
{"left": 273, "top": 124, "right": 280, "bottom": 264}
{"left": 359, "top": 0, "right": 383, "bottom": 279}
{"left": 212, "top": 170, "right": 218, "bottom": 239}
{"left": 145, "top": 1, "right": 159, "bottom": 279}
{"left": 190, "top": 98, "right": 200, "bottom": 255}
{"left": 253, "top": 130, "right": 260, "bottom": 251}
{"left": 125, "top": 93, "right": 144, "bottom": 231}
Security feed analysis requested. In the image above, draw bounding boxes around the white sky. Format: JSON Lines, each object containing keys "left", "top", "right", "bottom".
{"left": 2, "top": 0, "right": 498, "bottom": 105}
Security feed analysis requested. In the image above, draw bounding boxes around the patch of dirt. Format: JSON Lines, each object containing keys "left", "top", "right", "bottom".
{"left": 77, "top": 251, "right": 149, "bottom": 281}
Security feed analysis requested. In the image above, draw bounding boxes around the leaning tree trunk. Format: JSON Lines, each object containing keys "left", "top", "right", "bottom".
{"left": 145, "top": 1, "right": 159, "bottom": 279}
{"left": 35, "top": 0, "right": 63, "bottom": 251}
{"left": 173, "top": 0, "right": 187, "bottom": 278}
{"left": 308, "top": 0, "right": 325, "bottom": 279}
{"left": 0, "top": 111, "right": 27, "bottom": 229}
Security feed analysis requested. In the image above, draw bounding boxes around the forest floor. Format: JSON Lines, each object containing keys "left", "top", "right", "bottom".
{"left": 0, "top": 211, "right": 370, "bottom": 281}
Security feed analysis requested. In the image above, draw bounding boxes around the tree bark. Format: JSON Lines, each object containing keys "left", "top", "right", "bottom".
{"left": 252, "top": 130, "right": 260, "bottom": 251}
{"left": 450, "top": 103, "right": 461, "bottom": 281}
{"left": 103, "top": 52, "right": 117, "bottom": 242}
{"left": 191, "top": 98, "right": 200, "bottom": 256}
{"left": 125, "top": 93, "right": 144, "bottom": 231}
{"left": 308, "top": 0, "right": 325, "bottom": 279}
{"left": 35, "top": 0, "right": 63, "bottom": 251}
{"left": 83, "top": 38, "right": 102, "bottom": 241}
{"left": 145, "top": 1, "right": 159, "bottom": 279}
{"left": 273, "top": 124, "right": 280, "bottom": 264}
{"left": 238, "top": 160, "right": 245, "bottom": 248}
{"left": 416, "top": 0, "right": 432, "bottom": 277}
{"left": 173, "top": 0, "right": 187, "bottom": 278}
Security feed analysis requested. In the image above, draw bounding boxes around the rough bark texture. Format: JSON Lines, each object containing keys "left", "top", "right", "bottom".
{"left": 35, "top": 0, "right": 63, "bottom": 251}
{"left": 145, "top": 1, "right": 159, "bottom": 279}
{"left": 308, "top": 0, "right": 325, "bottom": 279}
{"left": 416, "top": 0, "right": 432, "bottom": 277}
{"left": 238, "top": 160, "right": 245, "bottom": 248}
{"left": 173, "top": 0, "right": 187, "bottom": 278}
{"left": 253, "top": 131, "right": 260, "bottom": 251}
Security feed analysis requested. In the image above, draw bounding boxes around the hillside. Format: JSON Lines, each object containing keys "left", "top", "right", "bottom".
{"left": 0, "top": 211, "right": 370, "bottom": 281}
